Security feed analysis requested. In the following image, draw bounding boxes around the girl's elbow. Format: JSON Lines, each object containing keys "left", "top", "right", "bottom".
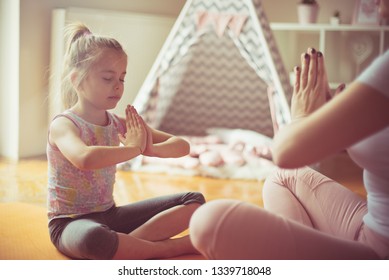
{"left": 72, "top": 158, "right": 89, "bottom": 170}
{"left": 72, "top": 151, "right": 94, "bottom": 170}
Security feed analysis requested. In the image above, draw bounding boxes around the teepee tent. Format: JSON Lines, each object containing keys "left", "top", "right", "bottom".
{"left": 133, "top": 0, "right": 292, "bottom": 138}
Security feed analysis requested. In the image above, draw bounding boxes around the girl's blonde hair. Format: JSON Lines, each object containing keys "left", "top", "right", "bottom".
{"left": 61, "top": 22, "right": 126, "bottom": 109}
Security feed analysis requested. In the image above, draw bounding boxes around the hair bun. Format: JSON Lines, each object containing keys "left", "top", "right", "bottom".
{"left": 82, "top": 30, "right": 92, "bottom": 36}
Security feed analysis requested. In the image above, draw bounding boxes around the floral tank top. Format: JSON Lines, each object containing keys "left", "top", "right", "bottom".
{"left": 47, "top": 110, "right": 125, "bottom": 221}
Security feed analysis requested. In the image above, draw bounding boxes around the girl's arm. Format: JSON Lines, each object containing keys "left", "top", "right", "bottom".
{"left": 118, "top": 106, "right": 190, "bottom": 158}
{"left": 49, "top": 106, "right": 146, "bottom": 170}
{"left": 142, "top": 124, "right": 190, "bottom": 158}
{"left": 271, "top": 49, "right": 389, "bottom": 168}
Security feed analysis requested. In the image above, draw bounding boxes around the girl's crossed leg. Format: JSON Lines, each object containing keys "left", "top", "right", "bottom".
{"left": 50, "top": 192, "right": 205, "bottom": 259}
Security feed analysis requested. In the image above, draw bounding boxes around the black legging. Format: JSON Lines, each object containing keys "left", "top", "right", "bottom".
{"left": 48, "top": 192, "right": 205, "bottom": 259}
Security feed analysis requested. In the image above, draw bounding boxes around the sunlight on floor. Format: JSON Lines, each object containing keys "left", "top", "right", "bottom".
{"left": 0, "top": 152, "right": 363, "bottom": 209}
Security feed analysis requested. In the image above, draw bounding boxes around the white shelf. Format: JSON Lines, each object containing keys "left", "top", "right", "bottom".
{"left": 270, "top": 23, "right": 389, "bottom": 32}
{"left": 269, "top": 23, "right": 389, "bottom": 85}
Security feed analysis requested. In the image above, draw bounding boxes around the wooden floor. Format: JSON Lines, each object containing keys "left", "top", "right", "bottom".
{"left": 0, "top": 151, "right": 365, "bottom": 208}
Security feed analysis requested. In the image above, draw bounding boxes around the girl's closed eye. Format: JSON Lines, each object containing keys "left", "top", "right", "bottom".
{"left": 103, "top": 76, "right": 113, "bottom": 82}
{"left": 103, "top": 76, "right": 125, "bottom": 83}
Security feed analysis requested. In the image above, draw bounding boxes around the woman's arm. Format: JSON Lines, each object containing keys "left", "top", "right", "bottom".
{"left": 272, "top": 49, "right": 389, "bottom": 168}
{"left": 272, "top": 83, "right": 389, "bottom": 168}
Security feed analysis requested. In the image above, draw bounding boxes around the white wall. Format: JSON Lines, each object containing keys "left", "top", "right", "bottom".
{"left": 0, "top": 0, "right": 185, "bottom": 159}
{"left": 0, "top": 0, "right": 20, "bottom": 160}
{"left": 0, "top": 0, "right": 358, "bottom": 159}
{"left": 49, "top": 7, "right": 177, "bottom": 120}
{"left": 263, "top": 0, "right": 357, "bottom": 24}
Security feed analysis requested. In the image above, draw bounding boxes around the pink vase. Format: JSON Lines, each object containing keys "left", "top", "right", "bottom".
{"left": 297, "top": 3, "right": 319, "bottom": 24}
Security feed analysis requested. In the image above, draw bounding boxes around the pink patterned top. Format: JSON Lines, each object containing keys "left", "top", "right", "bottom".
{"left": 47, "top": 110, "right": 125, "bottom": 221}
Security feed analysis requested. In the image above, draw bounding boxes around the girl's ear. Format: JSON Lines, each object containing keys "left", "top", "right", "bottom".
{"left": 70, "top": 71, "right": 78, "bottom": 87}
{"left": 70, "top": 71, "right": 79, "bottom": 88}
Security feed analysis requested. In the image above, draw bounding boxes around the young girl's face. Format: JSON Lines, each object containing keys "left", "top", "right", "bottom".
{"left": 77, "top": 48, "right": 127, "bottom": 111}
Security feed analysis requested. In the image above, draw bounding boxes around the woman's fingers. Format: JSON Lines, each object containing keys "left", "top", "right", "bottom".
{"left": 293, "top": 65, "right": 301, "bottom": 94}
{"left": 316, "top": 51, "right": 332, "bottom": 100}
{"left": 306, "top": 48, "right": 317, "bottom": 89}
{"left": 334, "top": 83, "right": 346, "bottom": 97}
{"left": 300, "top": 52, "right": 310, "bottom": 89}
{"left": 299, "top": 48, "right": 319, "bottom": 91}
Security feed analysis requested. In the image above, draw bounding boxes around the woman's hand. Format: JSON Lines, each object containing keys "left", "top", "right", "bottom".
{"left": 291, "top": 48, "right": 344, "bottom": 121}
{"left": 119, "top": 105, "right": 147, "bottom": 153}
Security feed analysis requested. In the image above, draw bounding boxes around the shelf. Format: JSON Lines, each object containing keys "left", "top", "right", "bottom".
{"left": 270, "top": 23, "right": 389, "bottom": 31}
{"left": 269, "top": 23, "right": 389, "bottom": 85}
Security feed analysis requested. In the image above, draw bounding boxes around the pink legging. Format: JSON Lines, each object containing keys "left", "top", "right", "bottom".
{"left": 189, "top": 167, "right": 389, "bottom": 259}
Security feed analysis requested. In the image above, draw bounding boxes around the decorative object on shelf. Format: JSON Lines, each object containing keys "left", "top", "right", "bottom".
{"left": 349, "top": 33, "right": 374, "bottom": 76}
{"left": 352, "top": 0, "right": 380, "bottom": 25}
{"left": 297, "top": 0, "right": 319, "bottom": 24}
{"left": 330, "top": 10, "right": 341, "bottom": 25}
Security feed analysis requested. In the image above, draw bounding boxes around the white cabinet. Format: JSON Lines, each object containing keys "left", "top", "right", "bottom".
{"left": 270, "top": 23, "right": 389, "bottom": 87}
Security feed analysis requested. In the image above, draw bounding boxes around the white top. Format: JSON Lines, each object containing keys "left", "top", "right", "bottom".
{"left": 348, "top": 50, "right": 389, "bottom": 238}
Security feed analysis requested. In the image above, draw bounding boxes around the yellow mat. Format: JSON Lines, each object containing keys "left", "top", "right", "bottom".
{"left": 0, "top": 202, "right": 205, "bottom": 260}
{"left": 0, "top": 202, "right": 68, "bottom": 260}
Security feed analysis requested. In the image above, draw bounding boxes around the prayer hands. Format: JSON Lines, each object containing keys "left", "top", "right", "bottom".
{"left": 119, "top": 105, "right": 147, "bottom": 153}
{"left": 141, "top": 122, "right": 155, "bottom": 156}
{"left": 291, "top": 48, "right": 344, "bottom": 120}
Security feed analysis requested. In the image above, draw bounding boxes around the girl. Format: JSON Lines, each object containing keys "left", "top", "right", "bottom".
{"left": 189, "top": 0, "right": 389, "bottom": 260}
{"left": 47, "top": 22, "right": 205, "bottom": 260}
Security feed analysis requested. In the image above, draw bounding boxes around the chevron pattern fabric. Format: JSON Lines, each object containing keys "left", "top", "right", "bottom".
{"left": 138, "top": 0, "right": 292, "bottom": 138}
{"left": 158, "top": 32, "right": 273, "bottom": 137}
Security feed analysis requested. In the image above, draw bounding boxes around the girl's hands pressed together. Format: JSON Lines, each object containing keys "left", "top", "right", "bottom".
{"left": 119, "top": 105, "right": 147, "bottom": 153}
{"left": 142, "top": 123, "right": 155, "bottom": 157}
{"left": 118, "top": 105, "right": 190, "bottom": 158}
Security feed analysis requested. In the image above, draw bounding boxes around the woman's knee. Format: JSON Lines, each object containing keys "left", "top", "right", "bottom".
{"left": 189, "top": 199, "right": 240, "bottom": 253}
{"left": 263, "top": 167, "right": 314, "bottom": 195}
{"left": 263, "top": 168, "right": 288, "bottom": 197}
